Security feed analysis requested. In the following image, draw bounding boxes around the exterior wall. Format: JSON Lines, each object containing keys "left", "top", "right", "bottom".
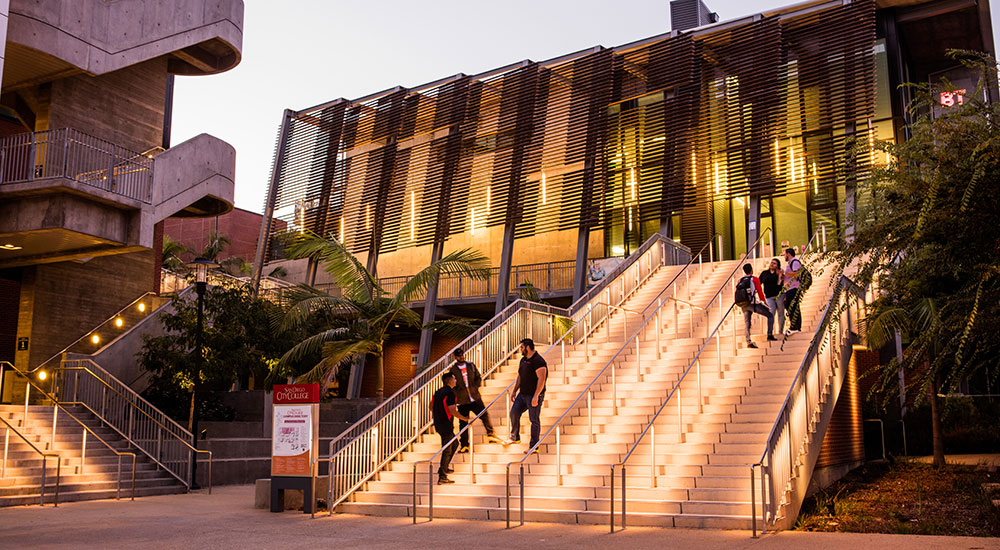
{"left": 14, "top": 250, "right": 156, "bottom": 371}
{"left": 0, "top": 275, "right": 18, "bottom": 364}
{"left": 361, "top": 334, "right": 462, "bottom": 398}
{"left": 815, "top": 348, "right": 866, "bottom": 468}
{"left": 47, "top": 57, "right": 167, "bottom": 153}
{"left": 163, "top": 207, "right": 263, "bottom": 263}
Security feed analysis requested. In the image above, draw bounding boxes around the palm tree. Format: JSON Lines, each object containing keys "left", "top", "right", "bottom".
{"left": 201, "top": 231, "right": 231, "bottom": 262}
{"left": 277, "top": 231, "right": 491, "bottom": 401}
{"left": 162, "top": 235, "right": 191, "bottom": 271}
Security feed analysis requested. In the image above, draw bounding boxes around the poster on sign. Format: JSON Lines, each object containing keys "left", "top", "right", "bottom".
{"left": 271, "top": 384, "right": 320, "bottom": 477}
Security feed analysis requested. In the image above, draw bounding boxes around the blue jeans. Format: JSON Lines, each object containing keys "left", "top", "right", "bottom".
{"left": 510, "top": 391, "right": 544, "bottom": 448}
{"left": 766, "top": 296, "right": 786, "bottom": 334}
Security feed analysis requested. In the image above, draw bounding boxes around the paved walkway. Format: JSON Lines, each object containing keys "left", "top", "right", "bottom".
{"left": 1, "top": 485, "right": 997, "bottom": 549}
{"left": 910, "top": 454, "right": 1000, "bottom": 467}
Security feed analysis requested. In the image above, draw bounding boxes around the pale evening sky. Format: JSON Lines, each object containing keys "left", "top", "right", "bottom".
{"left": 170, "top": 0, "right": 1000, "bottom": 214}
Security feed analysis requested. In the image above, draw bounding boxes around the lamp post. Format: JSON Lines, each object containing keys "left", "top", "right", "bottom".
{"left": 186, "top": 257, "right": 218, "bottom": 490}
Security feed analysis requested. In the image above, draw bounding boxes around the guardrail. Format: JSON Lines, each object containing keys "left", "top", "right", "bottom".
{"left": 751, "top": 272, "right": 865, "bottom": 535}
{"left": 0, "top": 406, "right": 61, "bottom": 507}
{"left": 0, "top": 128, "right": 153, "bottom": 202}
{"left": 3, "top": 362, "right": 136, "bottom": 501}
{"left": 503, "top": 235, "right": 739, "bottom": 526}
{"left": 316, "top": 233, "right": 692, "bottom": 515}
{"left": 55, "top": 358, "right": 212, "bottom": 493}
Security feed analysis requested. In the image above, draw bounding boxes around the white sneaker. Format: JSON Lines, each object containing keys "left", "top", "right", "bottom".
{"left": 785, "top": 329, "right": 800, "bottom": 335}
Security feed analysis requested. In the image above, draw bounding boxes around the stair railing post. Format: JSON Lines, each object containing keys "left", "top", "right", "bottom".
{"left": 677, "top": 386, "right": 683, "bottom": 443}
{"left": 81, "top": 429, "right": 87, "bottom": 473}
{"left": 697, "top": 358, "right": 703, "bottom": 414}
{"left": 40, "top": 456, "right": 46, "bottom": 506}
{"left": 470, "top": 420, "right": 475, "bottom": 485}
{"left": 650, "top": 424, "right": 656, "bottom": 487}
{"left": 23, "top": 383, "right": 30, "bottom": 426}
{"left": 612, "top": 363, "right": 617, "bottom": 414}
{"left": 2, "top": 428, "right": 7, "bottom": 477}
{"left": 588, "top": 391, "right": 593, "bottom": 443}
{"left": 635, "top": 336, "right": 641, "bottom": 382}
{"left": 555, "top": 428, "right": 561, "bottom": 485}
{"left": 561, "top": 341, "right": 566, "bottom": 385}
{"left": 51, "top": 406, "right": 58, "bottom": 449}
{"left": 656, "top": 301, "right": 662, "bottom": 360}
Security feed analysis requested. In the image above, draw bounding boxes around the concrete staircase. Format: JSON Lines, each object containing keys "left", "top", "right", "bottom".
{"left": 334, "top": 258, "right": 838, "bottom": 528}
{"left": 0, "top": 405, "right": 185, "bottom": 506}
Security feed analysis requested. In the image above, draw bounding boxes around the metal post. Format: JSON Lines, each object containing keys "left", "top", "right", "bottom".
{"left": 428, "top": 462, "right": 434, "bottom": 521}
{"left": 2, "top": 428, "right": 7, "bottom": 478}
{"left": 610, "top": 465, "right": 615, "bottom": 533}
{"left": 519, "top": 464, "right": 525, "bottom": 526}
{"left": 81, "top": 430, "right": 87, "bottom": 473}
{"left": 635, "top": 336, "right": 641, "bottom": 382}
{"left": 751, "top": 465, "right": 758, "bottom": 538}
{"left": 555, "top": 428, "right": 561, "bottom": 485}
{"left": 23, "top": 384, "right": 29, "bottom": 426}
{"left": 621, "top": 465, "right": 626, "bottom": 529}
{"left": 40, "top": 456, "right": 46, "bottom": 506}
{"left": 588, "top": 391, "right": 593, "bottom": 443}
{"left": 470, "top": 421, "right": 476, "bottom": 484}
{"left": 656, "top": 303, "right": 662, "bottom": 360}
{"left": 612, "top": 365, "right": 617, "bottom": 414}
{"left": 561, "top": 341, "right": 566, "bottom": 385}
{"left": 677, "top": 386, "right": 683, "bottom": 441}
{"left": 51, "top": 406, "right": 58, "bottom": 449}
{"left": 650, "top": 424, "right": 656, "bottom": 487}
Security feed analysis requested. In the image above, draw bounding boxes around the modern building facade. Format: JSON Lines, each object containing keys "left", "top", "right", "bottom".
{"left": 255, "top": 0, "right": 993, "bottom": 380}
{"left": 0, "top": 0, "right": 244, "bottom": 397}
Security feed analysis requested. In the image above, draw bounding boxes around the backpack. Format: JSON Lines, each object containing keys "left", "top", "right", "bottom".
{"left": 790, "top": 258, "right": 812, "bottom": 290}
{"left": 734, "top": 275, "right": 755, "bottom": 306}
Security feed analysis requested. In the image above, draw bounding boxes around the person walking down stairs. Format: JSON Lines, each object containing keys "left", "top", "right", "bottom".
{"left": 449, "top": 348, "right": 502, "bottom": 453}
{"left": 431, "top": 372, "right": 471, "bottom": 485}
{"left": 509, "top": 338, "right": 548, "bottom": 453}
{"left": 735, "top": 263, "right": 775, "bottom": 349}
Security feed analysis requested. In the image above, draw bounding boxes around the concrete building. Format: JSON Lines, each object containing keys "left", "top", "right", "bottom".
{"left": 0, "top": 0, "right": 244, "bottom": 399}
{"left": 163, "top": 206, "right": 269, "bottom": 265}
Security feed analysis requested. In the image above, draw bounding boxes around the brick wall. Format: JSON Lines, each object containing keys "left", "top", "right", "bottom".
{"left": 360, "top": 333, "right": 462, "bottom": 398}
{"left": 163, "top": 207, "right": 264, "bottom": 264}
{"left": 815, "top": 349, "right": 868, "bottom": 468}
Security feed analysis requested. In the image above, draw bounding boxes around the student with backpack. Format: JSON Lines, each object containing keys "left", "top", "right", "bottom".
{"left": 782, "top": 247, "right": 810, "bottom": 334}
{"left": 735, "top": 263, "right": 775, "bottom": 349}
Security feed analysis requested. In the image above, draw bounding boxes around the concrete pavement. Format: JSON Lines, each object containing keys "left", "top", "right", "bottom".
{"left": 1, "top": 485, "right": 997, "bottom": 549}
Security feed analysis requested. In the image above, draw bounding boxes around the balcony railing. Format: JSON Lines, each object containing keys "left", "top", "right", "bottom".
{"left": 371, "top": 259, "right": 594, "bottom": 303}
{"left": 0, "top": 128, "right": 153, "bottom": 203}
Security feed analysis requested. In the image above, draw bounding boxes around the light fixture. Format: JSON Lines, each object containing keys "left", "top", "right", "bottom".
{"left": 137, "top": 303, "right": 146, "bottom": 312}
{"left": 37, "top": 370, "right": 47, "bottom": 381}
{"left": 91, "top": 334, "right": 101, "bottom": 344}
{"left": 0, "top": 243, "right": 22, "bottom": 251}
{"left": 186, "top": 257, "right": 220, "bottom": 285}
{"left": 115, "top": 317, "right": 124, "bottom": 328}
{"left": 541, "top": 173, "right": 547, "bottom": 205}
{"left": 612, "top": 245, "right": 625, "bottom": 255}
{"left": 410, "top": 191, "right": 416, "bottom": 241}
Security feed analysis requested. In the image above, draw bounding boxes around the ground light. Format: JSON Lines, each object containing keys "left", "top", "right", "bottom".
{"left": 37, "top": 370, "right": 46, "bottom": 381}
{"left": 138, "top": 303, "right": 146, "bottom": 312}
{"left": 91, "top": 334, "right": 100, "bottom": 344}
{"left": 115, "top": 317, "right": 124, "bottom": 328}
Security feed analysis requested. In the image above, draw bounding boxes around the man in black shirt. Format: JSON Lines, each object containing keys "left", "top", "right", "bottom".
{"left": 449, "top": 348, "right": 501, "bottom": 453}
{"left": 509, "top": 338, "right": 548, "bottom": 452}
{"left": 431, "top": 372, "right": 470, "bottom": 484}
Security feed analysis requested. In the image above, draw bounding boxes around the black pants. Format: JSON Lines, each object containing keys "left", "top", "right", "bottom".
{"left": 784, "top": 287, "right": 802, "bottom": 331}
{"left": 436, "top": 424, "right": 457, "bottom": 477}
{"left": 458, "top": 400, "right": 495, "bottom": 447}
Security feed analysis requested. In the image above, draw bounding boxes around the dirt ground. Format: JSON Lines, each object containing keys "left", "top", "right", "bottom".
{"left": 796, "top": 461, "right": 1000, "bottom": 536}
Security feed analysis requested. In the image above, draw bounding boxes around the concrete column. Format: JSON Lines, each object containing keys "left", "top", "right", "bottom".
{"left": 572, "top": 227, "right": 589, "bottom": 301}
{"left": 494, "top": 222, "right": 516, "bottom": 314}
{"left": 747, "top": 196, "right": 761, "bottom": 256}
{"left": 416, "top": 241, "right": 445, "bottom": 369}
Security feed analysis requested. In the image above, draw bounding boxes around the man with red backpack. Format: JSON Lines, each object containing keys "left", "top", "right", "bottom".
{"left": 735, "top": 263, "right": 775, "bottom": 349}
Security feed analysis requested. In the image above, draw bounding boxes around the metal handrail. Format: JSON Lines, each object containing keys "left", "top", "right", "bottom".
{"left": 0, "top": 411, "right": 61, "bottom": 506}
{"left": 609, "top": 228, "right": 775, "bottom": 531}
{"left": 3, "top": 362, "right": 137, "bottom": 501}
{"left": 28, "top": 292, "right": 171, "bottom": 379}
{"left": 751, "top": 269, "right": 861, "bottom": 536}
{"left": 55, "top": 359, "right": 213, "bottom": 493}
{"left": 321, "top": 233, "right": 679, "bottom": 514}
{"left": 0, "top": 128, "right": 154, "bottom": 202}
{"left": 503, "top": 233, "right": 747, "bottom": 527}
{"left": 570, "top": 234, "right": 692, "bottom": 316}
{"left": 604, "top": 226, "right": 792, "bottom": 531}
{"left": 410, "top": 306, "right": 594, "bottom": 522}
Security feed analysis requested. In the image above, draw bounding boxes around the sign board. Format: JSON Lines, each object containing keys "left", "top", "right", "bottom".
{"left": 271, "top": 384, "right": 320, "bottom": 477}
{"left": 16, "top": 337, "right": 28, "bottom": 351}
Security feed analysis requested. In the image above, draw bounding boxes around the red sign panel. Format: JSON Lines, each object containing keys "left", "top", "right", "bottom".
{"left": 272, "top": 384, "right": 320, "bottom": 404}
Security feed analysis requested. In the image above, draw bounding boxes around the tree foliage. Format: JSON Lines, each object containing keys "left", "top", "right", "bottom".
{"left": 278, "top": 231, "right": 490, "bottom": 400}
{"left": 827, "top": 52, "right": 1000, "bottom": 463}
{"left": 139, "top": 283, "right": 299, "bottom": 419}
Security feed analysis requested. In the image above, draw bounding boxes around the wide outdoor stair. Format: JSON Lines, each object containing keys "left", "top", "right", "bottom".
{"left": 338, "top": 256, "right": 835, "bottom": 526}
{"left": 0, "top": 404, "right": 186, "bottom": 506}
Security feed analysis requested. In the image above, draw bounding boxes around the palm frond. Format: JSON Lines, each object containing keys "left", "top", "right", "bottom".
{"left": 394, "top": 248, "right": 491, "bottom": 306}
{"left": 295, "top": 339, "right": 381, "bottom": 384}
{"left": 285, "top": 231, "right": 379, "bottom": 306}
{"left": 278, "top": 327, "right": 355, "bottom": 367}
{"left": 864, "top": 306, "right": 910, "bottom": 350}
{"left": 423, "top": 318, "right": 479, "bottom": 339}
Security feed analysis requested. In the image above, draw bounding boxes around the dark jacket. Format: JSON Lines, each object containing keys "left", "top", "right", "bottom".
{"left": 448, "top": 361, "right": 483, "bottom": 404}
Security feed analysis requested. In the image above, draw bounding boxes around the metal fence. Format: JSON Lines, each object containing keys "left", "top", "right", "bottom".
{"left": 379, "top": 259, "right": 579, "bottom": 303}
{"left": 320, "top": 233, "right": 692, "bottom": 514}
{"left": 0, "top": 128, "right": 153, "bottom": 203}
